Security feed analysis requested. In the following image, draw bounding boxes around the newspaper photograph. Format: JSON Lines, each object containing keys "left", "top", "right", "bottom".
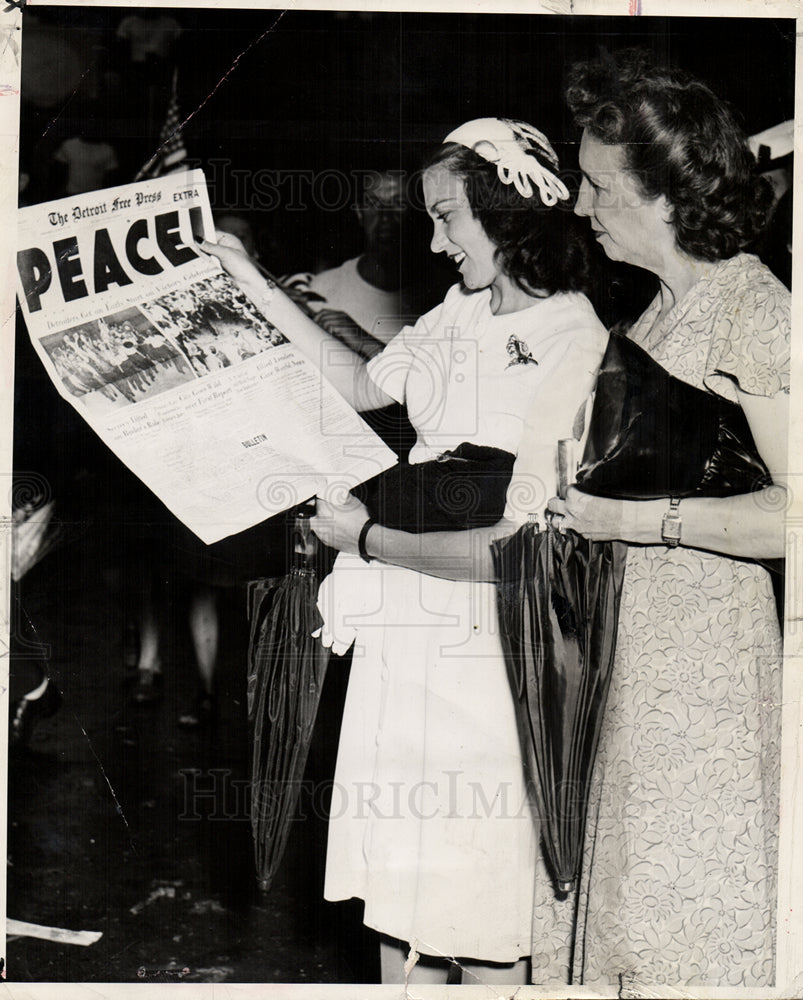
{"left": 15, "top": 169, "right": 397, "bottom": 543}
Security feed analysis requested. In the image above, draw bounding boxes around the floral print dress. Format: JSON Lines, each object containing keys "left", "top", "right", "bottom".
{"left": 530, "top": 254, "right": 788, "bottom": 989}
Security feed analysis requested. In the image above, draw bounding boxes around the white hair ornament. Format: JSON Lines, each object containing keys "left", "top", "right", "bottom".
{"left": 443, "top": 117, "right": 570, "bottom": 207}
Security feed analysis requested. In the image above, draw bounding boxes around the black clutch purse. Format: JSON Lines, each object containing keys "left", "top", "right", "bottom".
{"left": 352, "top": 442, "right": 515, "bottom": 532}
{"left": 576, "top": 334, "right": 771, "bottom": 500}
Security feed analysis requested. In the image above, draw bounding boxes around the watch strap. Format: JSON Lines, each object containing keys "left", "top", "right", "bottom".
{"left": 661, "top": 497, "right": 682, "bottom": 547}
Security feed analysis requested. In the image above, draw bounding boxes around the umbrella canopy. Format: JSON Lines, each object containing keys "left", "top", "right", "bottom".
{"left": 246, "top": 513, "right": 331, "bottom": 892}
{"left": 492, "top": 521, "right": 627, "bottom": 893}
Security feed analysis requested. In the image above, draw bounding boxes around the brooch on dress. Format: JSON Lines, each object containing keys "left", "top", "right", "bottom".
{"left": 505, "top": 334, "right": 538, "bottom": 368}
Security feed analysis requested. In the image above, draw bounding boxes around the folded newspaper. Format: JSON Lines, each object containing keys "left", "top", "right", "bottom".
{"left": 15, "top": 169, "right": 397, "bottom": 544}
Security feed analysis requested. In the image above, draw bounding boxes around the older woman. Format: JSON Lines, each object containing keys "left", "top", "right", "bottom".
{"left": 538, "top": 49, "right": 788, "bottom": 989}
{"left": 209, "top": 118, "right": 606, "bottom": 984}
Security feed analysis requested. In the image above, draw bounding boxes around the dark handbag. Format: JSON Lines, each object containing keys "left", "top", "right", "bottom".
{"left": 575, "top": 333, "right": 772, "bottom": 500}
{"left": 351, "top": 442, "right": 515, "bottom": 532}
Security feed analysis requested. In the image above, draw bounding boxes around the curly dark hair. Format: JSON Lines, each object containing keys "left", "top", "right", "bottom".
{"left": 422, "top": 141, "right": 591, "bottom": 297}
{"left": 566, "top": 48, "right": 774, "bottom": 261}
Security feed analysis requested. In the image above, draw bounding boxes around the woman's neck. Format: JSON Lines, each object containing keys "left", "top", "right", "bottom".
{"left": 489, "top": 274, "right": 548, "bottom": 315}
{"left": 656, "top": 254, "right": 717, "bottom": 317}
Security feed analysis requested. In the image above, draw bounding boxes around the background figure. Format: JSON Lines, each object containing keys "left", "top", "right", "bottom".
{"left": 284, "top": 164, "right": 441, "bottom": 459}
{"left": 126, "top": 516, "right": 282, "bottom": 728}
{"left": 126, "top": 552, "right": 217, "bottom": 730}
{"left": 750, "top": 120, "right": 793, "bottom": 291}
{"left": 285, "top": 169, "right": 427, "bottom": 358}
{"left": 214, "top": 211, "right": 261, "bottom": 262}
{"left": 758, "top": 184, "right": 792, "bottom": 291}
{"left": 54, "top": 135, "right": 120, "bottom": 195}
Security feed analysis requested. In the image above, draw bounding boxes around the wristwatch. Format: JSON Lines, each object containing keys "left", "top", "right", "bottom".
{"left": 661, "top": 497, "right": 682, "bottom": 547}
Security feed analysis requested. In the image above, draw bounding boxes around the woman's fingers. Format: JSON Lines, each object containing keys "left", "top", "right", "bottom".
{"left": 313, "top": 497, "right": 333, "bottom": 518}
{"left": 310, "top": 495, "right": 370, "bottom": 554}
{"left": 198, "top": 234, "right": 263, "bottom": 287}
{"left": 548, "top": 487, "right": 594, "bottom": 535}
{"left": 309, "top": 513, "right": 331, "bottom": 544}
{"left": 310, "top": 498, "right": 334, "bottom": 543}
{"left": 213, "top": 230, "right": 248, "bottom": 253}
{"left": 563, "top": 485, "right": 585, "bottom": 510}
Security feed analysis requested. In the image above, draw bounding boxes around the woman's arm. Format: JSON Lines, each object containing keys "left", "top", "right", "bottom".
{"left": 549, "top": 389, "right": 789, "bottom": 560}
{"left": 200, "top": 235, "right": 394, "bottom": 412}
{"left": 311, "top": 495, "right": 512, "bottom": 582}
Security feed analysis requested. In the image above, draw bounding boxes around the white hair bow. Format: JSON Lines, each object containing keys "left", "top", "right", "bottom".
{"left": 444, "top": 117, "right": 570, "bottom": 207}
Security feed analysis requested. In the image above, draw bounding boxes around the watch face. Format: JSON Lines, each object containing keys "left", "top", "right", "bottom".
{"left": 662, "top": 512, "right": 682, "bottom": 544}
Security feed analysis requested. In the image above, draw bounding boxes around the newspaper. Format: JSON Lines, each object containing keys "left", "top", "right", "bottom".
{"left": 14, "top": 169, "right": 397, "bottom": 544}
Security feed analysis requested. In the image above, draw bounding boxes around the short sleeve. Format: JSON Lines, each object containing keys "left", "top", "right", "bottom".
{"left": 705, "top": 260, "right": 790, "bottom": 401}
{"left": 364, "top": 323, "right": 417, "bottom": 404}
{"left": 503, "top": 309, "right": 608, "bottom": 526}
{"left": 365, "top": 289, "right": 451, "bottom": 404}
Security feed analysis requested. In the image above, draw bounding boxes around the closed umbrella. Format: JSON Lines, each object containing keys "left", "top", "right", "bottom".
{"left": 492, "top": 520, "right": 627, "bottom": 893}
{"left": 246, "top": 510, "right": 331, "bottom": 892}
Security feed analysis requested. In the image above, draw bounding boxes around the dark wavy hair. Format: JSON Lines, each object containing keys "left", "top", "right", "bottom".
{"left": 566, "top": 49, "right": 773, "bottom": 261}
{"left": 422, "top": 141, "right": 591, "bottom": 297}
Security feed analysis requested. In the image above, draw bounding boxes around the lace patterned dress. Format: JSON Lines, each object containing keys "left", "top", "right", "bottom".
{"left": 530, "top": 254, "right": 788, "bottom": 989}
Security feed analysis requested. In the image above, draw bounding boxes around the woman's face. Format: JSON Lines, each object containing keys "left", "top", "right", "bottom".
{"left": 423, "top": 164, "right": 501, "bottom": 291}
{"left": 575, "top": 131, "right": 674, "bottom": 273}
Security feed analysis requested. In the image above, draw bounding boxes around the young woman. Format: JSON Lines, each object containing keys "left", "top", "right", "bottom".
{"left": 205, "top": 118, "right": 607, "bottom": 984}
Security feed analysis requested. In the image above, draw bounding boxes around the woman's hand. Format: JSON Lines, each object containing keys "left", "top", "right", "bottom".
{"left": 311, "top": 494, "right": 371, "bottom": 555}
{"left": 199, "top": 232, "right": 390, "bottom": 413}
{"left": 199, "top": 231, "right": 265, "bottom": 290}
{"left": 547, "top": 486, "right": 631, "bottom": 542}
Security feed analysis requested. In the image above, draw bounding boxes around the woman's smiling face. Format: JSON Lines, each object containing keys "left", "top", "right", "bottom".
{"left": 423, "top": 164, "right": 501, "bottom": 291}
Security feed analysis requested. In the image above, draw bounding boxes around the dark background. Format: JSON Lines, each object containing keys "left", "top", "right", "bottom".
{"left": 19, "top": 9, "right": 796, "bottom": 268}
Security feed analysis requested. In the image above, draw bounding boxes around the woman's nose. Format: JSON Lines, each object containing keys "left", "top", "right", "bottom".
{"left": 430, "top": 223, "right": 448, "bottom": 254}
{"left": 574, "top": 178, "right": 592, "bottom": 219}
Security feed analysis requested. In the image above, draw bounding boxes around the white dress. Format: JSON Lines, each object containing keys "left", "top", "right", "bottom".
{"left": 320, "top": 283, "right": 608, "bottom": 961}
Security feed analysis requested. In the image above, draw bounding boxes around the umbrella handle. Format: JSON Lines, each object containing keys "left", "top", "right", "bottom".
{"left": 292, "top": 508, "right": 317, "bottom": 567}
{"left": 557, "top": 438, "right": 578, "bottom": 500}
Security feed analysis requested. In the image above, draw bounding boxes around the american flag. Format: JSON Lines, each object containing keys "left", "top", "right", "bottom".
{"left": 135, "top": 68, "right": 188, "bottom": 181}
